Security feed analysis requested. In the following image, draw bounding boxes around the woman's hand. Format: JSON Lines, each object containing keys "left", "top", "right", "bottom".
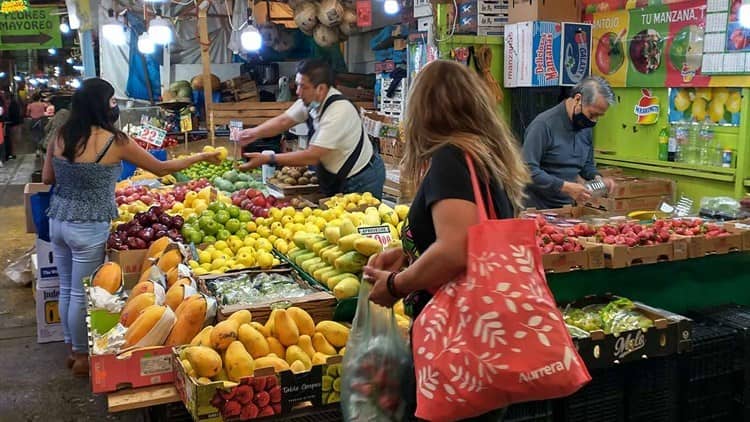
{"left": 237, "top": 152, "right": 268, "bottom": 172}
{"left": 367, "top": 247, "right": 406, "bottom": 273}
{"left": 200, "top": 151, "right": 222, "bottom": 165}
{"left": 363, "top": 267, "right": 400, "bottom": 308}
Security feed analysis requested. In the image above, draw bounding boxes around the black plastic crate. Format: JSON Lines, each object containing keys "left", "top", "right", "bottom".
{"left": 556, "top": 367, "right": 626, "bottom": 422}
{"left": 625, "top": 358, "right": 679, "bottom": 422}
{"left": 681, "top": 323, "right": 738, "bottom": 382}
{"left": 682, "top": 388, "right": 734, "bottom": 422}
{"left": 504, "top": 400, "right": 553, "bottom": 422}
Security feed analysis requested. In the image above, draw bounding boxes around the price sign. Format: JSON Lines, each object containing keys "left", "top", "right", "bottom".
{"left": 134, "top": 124, "right": 167, "bottom": 147}
{"left": 179, "top": 114, "right": 192, "bottom": 132}
{"left": 229, "top": 120, "right": 243, "bottom": 142}
{"left": 357, "top": 225, "right": 392, "bottom": 247}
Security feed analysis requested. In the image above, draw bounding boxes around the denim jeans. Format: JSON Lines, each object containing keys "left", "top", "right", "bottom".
{"left": 50, "top": 218, "right": 109, "bottom": 353}
{"left": 344, "top": 153, "right": 386, "bottom": 200}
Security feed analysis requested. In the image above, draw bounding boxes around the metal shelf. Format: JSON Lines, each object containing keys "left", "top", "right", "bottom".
{"left": 596, "top": 156, "right": 736, "bottom": 182}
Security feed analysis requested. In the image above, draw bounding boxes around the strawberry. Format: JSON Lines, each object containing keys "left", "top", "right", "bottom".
{"left": 240, "top": 403, "right": 259, "bottom": 420}
{"left": 550, "top": 233, "right": 565, "bottom": 244}
{"left": 268, "top": 385, "right": 281, "bottom": 404}
{"left": 222, "top": 400, "right": 242, "bottom": 418}
{"left": 252, "top": 377, "right": 267, "bottom": 392}
{"left": 254, "top": 391, "right": 270, "bottom": 408}
{"left": 258, "top": 405, "right": 275, "bottom": 417}
{"left": 235, "top": 385, "right": 254, "bottom": 405}
{"left": 265, "top": 376, "right": 277, "bottom": 389}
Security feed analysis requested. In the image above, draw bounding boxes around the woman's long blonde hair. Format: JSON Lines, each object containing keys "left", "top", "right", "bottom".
{"left": 402, "top": 60, "right": 530, "bottom": 211}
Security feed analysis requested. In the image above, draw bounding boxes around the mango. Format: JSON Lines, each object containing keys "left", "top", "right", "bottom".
{"left": 190, "top": 325, "right": 213, "bottom": 347}
{"left": 210, "top": 319, "right": 240, "bottom": 351}
{"left": 312, "top": 240, "right": 331, "bottom": 255}
{"left": 251, "top": 321, "right": 270, "bottom": 337}
{"left": 120, "top": 292, "right": 156, "bottom": 327}
{"left": 287, "top": 307, "right": 315, "bottom": 337}
{"left": 395, "top": 204, "right": 409, "bottom": 221}
{"left": 324, "top": 226, "right": 341, "bottom": 244}
{"left": 339, "top": 347, "right": 346, "bottom": 356}
{"left": 339, "top": 220, "right": 356, "bottom": 236}
{"left": 266, "top": 336, "right": 286, "bottom": 357}
{"left": 254, "top": 356, "right": 290, "bottom": 372}
{"left": 327, "top": 273, "right": 357, "bottom": 290}
{"left": 165, "top": 267, "right": 179, "bottom": 289}
{"left": 334, "top": 251, "right": 367, "bottom": 273}
{"left": 320, "top": 268, "right": 343, "bottom": 285}
{"left": 238, "top": 324, "right": 270, "bottom": 358}
{"left": 184, "top": 346, "right": 223, "bottom": 378}
{"left": 312, "top": 332, "right": 337, "bottom": 355}
{"left": 157, "top": 249, "right": 184, "bottom": 273}
{"left": 274, "top": 309, "right": 300, "bottom": 347}
{"left": 301, "top": 257, "right": 323, "bottom": 273}
{"left": 337, "top": 234, "right": 364, "bottom": 252}
{"left": 175, "top": 294, "right": 203, "bottom": 316}
{"left": 143, "top": 237, "right": 172, "bottom": 270}
{"left": 353, "top": 237, "right": 383, "bottom": 257}
{"left": 266, "top": 309, "right": 279, "bottom": 335}
{"left": 363, "top": 212, "right": 381, "bottom": 226}
{"left": 288, "top": 248, "right": 308, "bottom": 261}
{"left": 333, "top": 277, "right": 360, "bottom": 300}
{"left": 225, "top": 341, "right": 255, "bottom": 382}
{"left": 181, "top": 359, "right": 196, "bottom": 378}
{"left": 286, "top": 345, "right": 312, "bottom": 370}
{"left": 312, "top": 352, "right": 329, "bottom": 365}
{"left": 124, "top": 305, "right": 169, "bottom": 348}
{"left": 92, "top": 262, "right": 122, "bottom": 294}
{"left": 290, "top": 360, "right": 306, "bottom": 373}
{"left": 297, "top": 334, "right": 316, "bottom": 358}
{"left": 317, "top": 245, "right": 337, "bottom": 259}
{"left": 322, "top": 247, "right": 344, "bottom": 265}
{"left": 293, "top": 232, "right": 314, "bottom": 249}
{"left": 295, "top": 252, "right": 316, "bottom": 267}
{"left": 315, "top": 321, "right": 349, "bottom": 348}
{"left": 313, "top": 265, "right": 335, "bottom": 282}
{"left": 165, "top": 284, "right": 189, "bottom": 311}
{"left": 227, "top": 310, "right": 252, "bottom": 326}
{"left": 304, "top": 235, "right": 326, "bottom": 251}
{"left": 127, "top": 280, "right": 156, "bottom": 302}
{"left": 165, "top": 295, "right": 207, "bottom": 346}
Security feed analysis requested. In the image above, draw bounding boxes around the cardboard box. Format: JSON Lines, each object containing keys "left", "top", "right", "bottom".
{"left": 35, "top": 238, "right": 59, "bottom": 289}
{"left": 504, "top": 23, "right": 519, "bottom": 87}
{"left": 682, "top": 228, "right": 745, "bottom": 259}
{"left": 565, "top": 294, "right": 692, "bottom": 370}
{"left": 24, "top": 183, "right": 52, "bottom": 233}
{"left": 90, "top": 346, "right": 175, "bottom": 394}
{"left": 593, "top": 237, "right": 689, "bottom": 269}
{"left": 514, "top": 21, "right": 562, "bottom": 87}
{"left": 585, "top": 195, "right": 668, "bottom": 213}
{"left": 458, "top": 0, "right": 508, "bottom": 33}
{"left": 560, "top": 22, "right": 592, "bottom": 86}
{"left": 108, "top": 249, "right": 148, "bottom": 290}
{"left": 36, "top": 286, "right": 63, "bottom": 343}
{"left": 541, "top": 240, "right": 604, "bottom": 273}
{"left": 521, "top": 205, "right": 606, "bottom": 219}
{"left": 608, "top": 177, "right": 675, "bottom": 200}
{"left": 509, "top": 0, "right": 580, "bottom": 23}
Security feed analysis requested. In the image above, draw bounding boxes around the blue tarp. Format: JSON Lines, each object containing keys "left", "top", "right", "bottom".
{"left": 125, "top": 15, "right": 162, "bottom": 102}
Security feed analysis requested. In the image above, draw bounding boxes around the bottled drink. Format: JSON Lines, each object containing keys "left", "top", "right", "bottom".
{"left": 658, "top": 126, "right": 669, "bottom": 161}
{"left": 698, "top": 120, "right": 714, "bottom": 166}
{"left": 687, "top": 124, "right": 699, "bottom": 165}
{"left": 667, "top": 125, "right": 677, "bottom": 162}
{"left": 674, "top": 124, "right": 688, "bottom": 162}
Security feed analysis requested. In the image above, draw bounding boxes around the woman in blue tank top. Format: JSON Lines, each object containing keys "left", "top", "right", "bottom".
{"left": 42, "top": 78, "right": 220, "bottom": 377}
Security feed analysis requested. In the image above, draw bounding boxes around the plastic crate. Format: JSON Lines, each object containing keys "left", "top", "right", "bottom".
{"left": 625, "top": 358, "right": 680, "bottom": 422}
{"left": 682, "top": 323, "right": 738, "bottom": 382}
{"left": 504, "top": 400, "right": 553, "bottom": 422}
{"left": 556, "top": 367, "right": 626, "bottom": 422}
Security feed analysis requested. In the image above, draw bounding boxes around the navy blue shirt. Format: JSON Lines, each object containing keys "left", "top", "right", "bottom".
{"left": 522, "top": 101, "right": 600, "bottom": 209}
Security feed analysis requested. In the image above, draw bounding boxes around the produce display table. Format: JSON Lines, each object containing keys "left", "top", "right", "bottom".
{"left": 548, "top": 252, "right": 750, "bottom": 312}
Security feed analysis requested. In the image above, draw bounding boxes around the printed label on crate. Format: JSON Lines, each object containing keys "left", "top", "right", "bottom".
{"left": 229, "top": 120, "right": 243, "bottom": 142}
{"left": 133, "top": 124, "right": 167, "bottom": 147}
{"left": 279, "top": 366, "right": 323, "bottom": 413}
{"left": 140, "top": 354, "right": 173, "bottom": 376}
{"left": 612, "top": 329, "right": 646, "bottom": 359}
{"left": 358, "top": 225, "right": 393, "bottom": 247}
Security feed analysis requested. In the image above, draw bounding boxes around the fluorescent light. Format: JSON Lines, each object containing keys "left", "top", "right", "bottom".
{"left": 60, "top": 21, "right": 70, "bottom": 34}
{"left": 240, "top": 24, "right": 262, "bottom": 51}
{"left": 384, "top": 0, "right": 399, "bottom": 15}
{"left": 741, "top": 4, "right": 750, "bottom": 28}
{"left": 137, "top": 33, "right": 156, "bottom": 54}
{"left": 102, "top": 9, "right": 127, "bottom": 45}
{"left": 148, "top": 16, "right": 173, "bottom": 45}
{"left": 0, "top": 72, "right": 6, "bottom": 78}
{"left": 48, "top": 48, "right": 56, "bottom": 55}
{"left": 69, "top": 13, "right": 80, "bottom": 30}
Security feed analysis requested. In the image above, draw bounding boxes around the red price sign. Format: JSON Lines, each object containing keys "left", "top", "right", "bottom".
{"left": 134, "top": 124, "right": 167, "bottom": 147}
{"left": 357, "top": 225, "right": 392, "bottom": 247}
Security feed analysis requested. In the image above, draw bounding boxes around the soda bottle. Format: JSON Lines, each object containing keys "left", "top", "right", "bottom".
{"left": 668, "top": 125, "right": 677, "bottom": 162}
{"left": 658, "top": 126, "right": 669, "bottom": 161}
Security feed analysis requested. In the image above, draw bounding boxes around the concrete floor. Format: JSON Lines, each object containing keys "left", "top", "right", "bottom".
{"left": 0, "top": 136, "right": 144, "bottom": 421}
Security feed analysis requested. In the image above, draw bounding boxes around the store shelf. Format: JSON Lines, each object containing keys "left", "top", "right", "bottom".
{"left": 446, "top": 35, "right": 504, "bottom": 45}
{"left": 745, "top": 179, "right": 750, "bottom": 187}
{"left": 595, "top": 156, "right": 736, "bottom": 182}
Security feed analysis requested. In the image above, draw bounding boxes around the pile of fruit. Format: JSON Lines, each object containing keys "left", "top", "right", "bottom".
{"left": 114, "top": 179, "right": 214, "bottom": 226}
{"left": 209, "top": 374, "right": 282, "bottom": 419}
{"left": 177, "top": 307, "right": 349, "bottom": 395}
{"left": 181, "top": 146, "right": 235, "bottom": 181}
{"left": 322, "top": 192, "right": 383, "bottom": 212}
{"left": 562, "top": 297, "right": 654, "bottom": 337}
{"left": 108, "top": 206, "right": 185, "bottom": 250}
{"left": 190, "top": 237, "right": 281, "bottom": 275}
{"left": 534, "top": 216, "right": 596, "bottom": 254}
{"left": 654, "top": 218, "right": 731, "bottom": 238}
{"left": 268, "top": 166, "right": 318, "bottom": 186}
{"left": 229, "top": 189, "right": 294, "bottom": 218}
{"left": 212, "top": 169, "right": 265, "bottom": 194}
{"left": 203, "top": 272, "right": 312, "bottom": 305}
{"left": 180, "top": 201, "right": 256, "bottom": 246}
{"left": 594, "top": 222, "right": 672, "bottom": 246}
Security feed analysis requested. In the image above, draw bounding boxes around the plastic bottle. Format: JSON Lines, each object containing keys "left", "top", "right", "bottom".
{"left": 261, "top": 150, "right": 276, "bottom": 183}
{"left": 674, "top": 124, "right": 688, "bottom": 162}
{"left": 658, "top": 126, "right": 669, "bottom": 161}
{"left": 687, "top": 124, "right": 699, "bottom": 165}
{"left": 667, "top": 125, "right": 677, "bottom": 162}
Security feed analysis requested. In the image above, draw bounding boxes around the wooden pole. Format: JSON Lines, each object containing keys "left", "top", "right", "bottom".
{"left": 198, "top": 8, "right": 214, "bottom": 146}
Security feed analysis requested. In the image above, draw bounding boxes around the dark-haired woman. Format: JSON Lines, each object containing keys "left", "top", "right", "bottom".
{"left": 42, "top": 78, "right": 220, "bottom": 377}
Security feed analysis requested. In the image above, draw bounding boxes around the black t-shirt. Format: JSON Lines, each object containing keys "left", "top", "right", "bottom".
{"left": 401, "top": 145, "right": 515, "bottom": 261}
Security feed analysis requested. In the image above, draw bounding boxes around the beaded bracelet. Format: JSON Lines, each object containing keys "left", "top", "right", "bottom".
{"left": 386, "top": 272, "right": 400, "bottom": 298}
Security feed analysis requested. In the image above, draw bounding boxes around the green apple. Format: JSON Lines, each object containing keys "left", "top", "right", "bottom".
{"left": 203, "top": 235, "right": 216, "bottom": 243}
{"left": 225, "top": 218, "right": 241, "bottom": 234}
{"left": 216, "top": 229, "right": 231, "bottom": 241}
{"left": 215, "top": 210, "right": 231, "bottom": 225}
{"left": 228, "top": 206, "right": 240, "bottom": 219}
{"left": 238, "top": 210, "right": 253, "bottom": 222}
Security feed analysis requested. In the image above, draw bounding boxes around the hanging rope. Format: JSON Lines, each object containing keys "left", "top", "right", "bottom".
{"left": 475, "top": 45, "right": 503, "bottom": 104}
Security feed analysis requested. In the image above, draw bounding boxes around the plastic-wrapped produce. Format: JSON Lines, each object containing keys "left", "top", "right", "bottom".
{"left": 206, "top": 272, "right": 312, "bottom": 306}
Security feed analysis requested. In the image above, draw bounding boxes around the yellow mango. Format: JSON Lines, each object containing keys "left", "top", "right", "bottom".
{"left": 304, "top": 235, "right": 325, "bottom": 251}
{"left": 224, "top": 341, "right": 255, "bottom": 382}
{"left": 123, "top": 305, "right": 168, "bottom": 348}
{"left": 334, "top": 251, "right": 367, "bottom": 273}
{"left": 301, "top": 257, "right": 322, "bottom": 273}
{"left": 324, "top": 226, "right": 341, "bottom": 244}
{"left": 312, "top": 352, "right": 329, "bottom": 365}
{"left": 287, "top": 307, "right": 315, "bottom": 337}
{"left": 184, "top": 346, "right": 223, "bottom": 378}
{"left": 265, "top": 309, "right": 279, "bottom": 335}
{"left": 227, "top": 310, "right": 252, "bottom": 325}
{"left": 238, "top": 324, "right": 270, "bottom": 359}
{"left": 323, "top": 247, "right": 344, "bottom": 265}
{"left": 210, "top": 319, "right": 240, "bottom": 351}
{"left": 165, "top": 294, "right": 207, "bottom": 346}
{"left": 312, "top": 240, "right": 331, "bottom": 255}
{"left": 251, "top": 321, "right": 270, "bottom": 337}
{"left": 333, "top": 277, "right": 360, "bottom": 300}
{"left": 321, "top": 268, "right": 343, "bottom": 285}
{"left": 312, "top": 332, "right": 337, "bottom": 355}
{"left": 190, "top": 326, "right": 213, "bottom": 347}
{"left": 290, "top": 360, "right": 306, "bottom": 373}
{"left": 313, "top": 265, "right": 335, "bottom": 282}
{"left": 274, "top": 309, "right": 300, "bottom": 347}
{"left": 297, "top": 335, "right": 316, "bottom": 358}
{"left": 295, "top": 252, "right": 316, "bottom": 267}
{"left": 120, "top": 292, "right": 156, "bottom": 327}
{"left": 307, "top": 261, "right": 329, "bottom": 275}
{"left": 337, "top": 234, "right": 364, "bottom": 252}
{"left": 254, "top": 356, "right": 290, "bottom": 372}
{"left": 353, "top": 237, "right": 383, "bottom": 257}
{"left": 267, "top": 336, "right": 286, "bottom": 357}
{"left": 92, "top": 262, "right": 122, "bottom": 294}
{"left": 339, "top": 219, "right": 356, "bottom": 236}
{"left": 286, "top": 345, "right": 312, "bottom": 370}
{"left": 315, "top": 321, "right": 349, "bottom": 348}
{"left": 327, "top": 273, "right": 357, "bottom": 290}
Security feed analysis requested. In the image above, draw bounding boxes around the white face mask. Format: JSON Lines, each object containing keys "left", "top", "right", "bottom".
{"left": 308, "top": 101, "right": 321, "bottom": 111}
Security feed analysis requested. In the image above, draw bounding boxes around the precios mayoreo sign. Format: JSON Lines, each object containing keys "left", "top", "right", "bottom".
{"left": 0, "top": 7, "right": 61, "bottom": 51}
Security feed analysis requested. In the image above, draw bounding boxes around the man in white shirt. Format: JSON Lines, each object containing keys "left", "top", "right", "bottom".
{"left": 238, "top": 59, "right": 385, "bottom": 199}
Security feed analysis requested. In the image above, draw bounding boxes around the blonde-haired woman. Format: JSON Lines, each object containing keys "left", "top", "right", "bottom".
{"left": 364, "top": 60, "right": 530, "bottom": 420}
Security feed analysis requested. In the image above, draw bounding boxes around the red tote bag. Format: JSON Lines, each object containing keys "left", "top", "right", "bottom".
{"left": 411, "top": 155, "right": 591, "bottom": 421}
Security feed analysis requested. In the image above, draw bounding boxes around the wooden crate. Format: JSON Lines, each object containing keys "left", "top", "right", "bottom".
{"left": 337, "top": 85, "right": 375, "bottom": 103}
{"left": 541, "top": 240, "right": 604, "bottom": 273}
{"left": 379, "top": 137, "right": 404, "bottom": 162}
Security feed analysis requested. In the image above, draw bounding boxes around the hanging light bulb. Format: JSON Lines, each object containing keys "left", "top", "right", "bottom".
{"left": 384, "top": 0, "right": 399, "bottom": 15}
{"left": 148, "top": 15, "right": 173, "bottom": 45}
{"left": 138, "top": 33, "right": 156, "bottom": 54}
{"left": 59, "top": 17, "right": 70, "bottom": 34}
{"left": 48, "top": 48, "right": 57, "bottom": 55}
{"left": 102, "top": 9, "right": 127, "bottom": 45}
{"left": 240, "top": 9, "right": 262, "bottom": 52}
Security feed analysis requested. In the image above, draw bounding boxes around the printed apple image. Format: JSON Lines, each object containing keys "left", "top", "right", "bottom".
{"left": 669, "top": 25, "right": 704, "bottom": 73}
{"left": 629, "top": 29, "right": 663, "bottom": 74}
{"left": 596, "top": 32, "right": 625, "bottom": 75}
{"left": 729, "top": 28, "right": 750, "bottom": 50}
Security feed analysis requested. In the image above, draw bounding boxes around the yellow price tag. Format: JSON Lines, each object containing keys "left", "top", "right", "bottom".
{"left": 180, "top": 114, "right": 192, "bottom": 132}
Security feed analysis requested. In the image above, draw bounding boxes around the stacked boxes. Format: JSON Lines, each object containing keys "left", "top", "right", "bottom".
{"left": 584, "top": 177, "right": 674, "bottom": 213}
{"left": 35, "top": 239, "right": 63, "bottom": 343}
{"left": 458, "top": 0, "right": 509, "bottom": 35}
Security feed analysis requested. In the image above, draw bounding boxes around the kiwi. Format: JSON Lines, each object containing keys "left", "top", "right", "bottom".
{"left": 310, "top": 176, "right": 318, "bottom": 184}
{"left": 298, "top": 176, "right": 310, "bottom": 185}
{"left": 283, "top": 176, "right": 296, "bottom": 185}
{"left": 303, "top": 170, "right": 315, "bottom": 178}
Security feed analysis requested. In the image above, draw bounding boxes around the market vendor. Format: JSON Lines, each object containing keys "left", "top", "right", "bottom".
{"left": 522, "top": 76, "right": 617, "bottom": 209}
{"left": 237, "top": 59, "right": 385, "bottom": 199}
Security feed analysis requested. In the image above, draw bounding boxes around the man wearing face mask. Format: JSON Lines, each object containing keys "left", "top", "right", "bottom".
{"left": 522, "top": 76, "right": 617, "bottom": 209}
{"left": 237, "top": 59, "right": 386, "bottom": 199}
